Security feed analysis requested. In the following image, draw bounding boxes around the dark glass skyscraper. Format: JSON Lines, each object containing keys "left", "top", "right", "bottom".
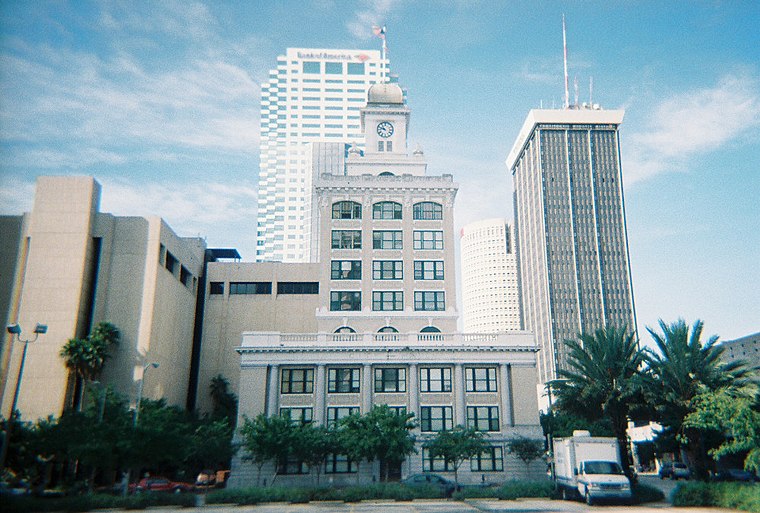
{"left": 506, "top": 108, "right": 636, "bottom": 385}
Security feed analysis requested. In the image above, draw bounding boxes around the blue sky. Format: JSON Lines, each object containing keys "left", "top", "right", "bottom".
{"left": 1, "top": 1, "right": 758, "bottom": 343}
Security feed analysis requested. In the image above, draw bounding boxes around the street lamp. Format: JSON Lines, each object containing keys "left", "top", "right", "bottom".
{"left": 134, "top": 362, "right": 159, "bottom": 427}
{"left": 1, "top": 322, "right": 48, "bottom": 471}
{"left": 123, "top": 361, "right": 159, "bottom": 496}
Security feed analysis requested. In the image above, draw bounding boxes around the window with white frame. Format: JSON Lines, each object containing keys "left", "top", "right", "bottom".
{"left": 413, "top": 230, "right": 443, "bottom": 250}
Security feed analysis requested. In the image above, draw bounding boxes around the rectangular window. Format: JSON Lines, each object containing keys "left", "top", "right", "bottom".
{"left": 325, "top": 453, "right": 358, "bottom": 473}
{"left": 470, "top": 447, "right": 504, "bottom": 471}
{"left": 414, "top": 291, "right": 445, "bottom": 311}
{"left": 302, "top": 61, "right": 320, "bottom": 73}
{"left": 420, "top": 406, "right": 453, "bottom": 432}
{"left": 325, "top": 62, "right": 343, "bottom": 74}
{"left": 327, "top": 406, "right": 359, "bottom": 427}
{"left": 378, "top": 141, "right": 384, "bottom": 152}
{"left": 374, "top": 368, "right": 406, "bottom": 392}
{"left": 277, "top": 282, "right": 319, "bottom": 294}
{"left": 420, "top": 367, "right": 452, "bottom": 392}
{"left": 179, "top": 266, "right": 191, "bottom": 286}
{"left": 165, "top": 251, "right": 177, "bottom": 274}
{"left": 332, "top": 230, "right": 362, "bottom": 249}
{"left": 386, "top": 141, "right": 392, "bottom": 152}
{"left": 347, "top": 62, "right": 365, "bottom": 75}
{"left": 209, "top": 281, "right": 224, "bottom": 295}
{"left": 372, "top": 291, "right": 403, "bottom": 311}
{"left": 465, "top": 367, "right": 498, "bottom": 392}
{"left": 330, "top": 291, "right": 361, "bottom": 311}
{"left": 279, "top": 456, "right": 308, "bottom": 474}
{"left": 279, "top": 407, "right": 313, "bottom": 425}
{"left": 328, "top": 368, "right": 360, "bottom": 393}
{"left": 414, "top": 261, "right": 444, "bottom": 280}
{"left": 331, "top": 260, "right": 362, "bottom": 280}
{"left": 372, "top": 260, "right": 403, "bottom": 280}
{"left": 281, "top": 368, "right": 314, "bottom": 394}
{"left": 467, "top": 406, "right": 500, "bottom": 432}
{"left": 413, "top": 230, "right": 443, "bottom": 250}
{"left": 158, "top": 244, "right": 166, "bottom": 265}
{"left": 422, "top": 448, "right": 453, "bottom": 471}
{"left": 229, "top": 282, "right": 272, "bottom": 295}
{"left": 373, "top": 230, "right": 402, "bottom": 250}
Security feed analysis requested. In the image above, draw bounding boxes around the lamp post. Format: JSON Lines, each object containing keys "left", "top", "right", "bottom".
{"left": 1, "top": 323, "right": 48, "bottom": 471}
{"left": 123, "top": 361, "right": 159, "bottom": 496}
{"left": 134, "top": 362, "right": 159, "bottom": 427}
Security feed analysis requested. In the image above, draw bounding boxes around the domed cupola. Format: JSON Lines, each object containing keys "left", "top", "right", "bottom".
{"left": 367, "top": 83, "right": 404, "bottom": 105}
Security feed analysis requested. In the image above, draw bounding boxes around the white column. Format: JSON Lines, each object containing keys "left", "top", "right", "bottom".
{"left": 315, "top": 364, "right": 326, "bottom": 425}
{"left": 500, "top": 363, "right": 513, "bottom": 427}
{"left": 454, "top": 364, "right": 466, "bottom": 427}
{"left": 362, "top": 364, "right": 373, "bottom": 413}
{"left": 408, "top": 364, "right": 418, "bottom": 418}
{"left": 267, "top": 364, "right": 279, "bottom": 416}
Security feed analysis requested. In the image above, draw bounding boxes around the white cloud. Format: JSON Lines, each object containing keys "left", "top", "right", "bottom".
{"left": 624, "top": 73, "right": 760, "bottom": 184}
{"left": 346, "top": 0, "right": 399, "bottom": 39}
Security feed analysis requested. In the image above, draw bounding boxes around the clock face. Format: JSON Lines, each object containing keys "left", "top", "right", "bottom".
{"left": 377, "top": 121, "right": 394, "bottom": 138}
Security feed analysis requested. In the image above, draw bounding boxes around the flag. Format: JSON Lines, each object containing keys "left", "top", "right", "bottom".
{"left": 372, "top": 25, "right": 386, "bottom": 40}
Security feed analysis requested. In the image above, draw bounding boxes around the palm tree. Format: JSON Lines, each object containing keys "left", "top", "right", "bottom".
{"left": 554, "top": 325, "right": 645, "bottom": 478}
{"left": 644, "top": 318, "right": 754, "bottom": 479}
{"left": 60, "top": 322, "right": 120, "bottom": 410}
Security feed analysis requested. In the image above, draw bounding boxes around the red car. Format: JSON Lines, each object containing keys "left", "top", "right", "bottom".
{"left": 130, "top": 477, "right": 194, "bottom": 493}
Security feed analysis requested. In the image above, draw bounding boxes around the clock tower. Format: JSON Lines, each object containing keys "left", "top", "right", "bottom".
{"left": 361, "top": 83, "right": 410, "bottom": 157}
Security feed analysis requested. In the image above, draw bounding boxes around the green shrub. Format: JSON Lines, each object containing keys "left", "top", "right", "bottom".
{"left": 454, "top": 479, "right": 555, "bottom": 500}
{"left": 673, "top": 482, "right": 760, "bottom": 512}
{"left": 0, "top": 492, "right": 197, "bottom": 513}
{"left": 631, "top": 483, "right": 665, "bottom": 504}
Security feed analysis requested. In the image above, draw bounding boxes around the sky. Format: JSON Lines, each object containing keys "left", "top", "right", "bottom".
{"left": 1, "top": 1, "right": 758, "bottom": 344}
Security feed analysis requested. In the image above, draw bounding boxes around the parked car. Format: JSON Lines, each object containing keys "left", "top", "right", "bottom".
{"left": 659, "top": 462, "right": 690, "bottom": 480}
{"left": 713, "top": 468, "right": 759, "bottom": 482}
{"left": 129, "top": 477, "right": 194, "bottom": 493}
{"left": 401, "top": 473, "right": 458, "bottom": 497}
{"left": 195, "top": 469, "right": 231, "bottom": 489}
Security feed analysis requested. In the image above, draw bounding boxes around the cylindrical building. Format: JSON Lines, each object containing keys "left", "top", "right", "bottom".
{"left": 460, "top": 218, "right": 521, "bottom": 332}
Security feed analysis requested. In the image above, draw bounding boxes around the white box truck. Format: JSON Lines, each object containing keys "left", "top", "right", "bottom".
{"left": 553, "top": 430, "right": 632, "bottom": 505}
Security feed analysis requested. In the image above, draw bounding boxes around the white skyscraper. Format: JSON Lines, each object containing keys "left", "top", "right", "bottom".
{"left": 460, "top": 218, "right": 521, "bottom": 333}
{"left": 256, "top": 48, "right": 390, "bottom": 262}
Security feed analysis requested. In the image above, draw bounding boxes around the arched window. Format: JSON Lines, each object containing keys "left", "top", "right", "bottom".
{"left": 378, "top": 326, "right": 398, "bottom": 333}
{"left": 379, "top": 172, "right": 395, "bottom": 177}
{"left": 413, "top": 202, "right": 443, "bottom": 220}
{"left": 334, "top": 326, "right": 356, "bottom": 333}
{"left": 332, "top": 201, "right": 362, "bottom": 220}
{"left": 420, "top": 326, "right": 441, "bottom": 333}
{"left": 373, "top": 201, "right": 402, "bottom": 220}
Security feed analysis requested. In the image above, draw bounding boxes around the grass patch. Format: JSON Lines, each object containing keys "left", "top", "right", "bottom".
{"left": 454, "top": 480, "right": 556, "bottom": 500}
{"left": 672, "top": 482, "right": 760, "bottom": 512}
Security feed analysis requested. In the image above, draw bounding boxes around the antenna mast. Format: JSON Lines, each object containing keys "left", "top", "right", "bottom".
{"left": 562, "top": 14, "right": 569, "bottom": 109}
{"left": 589, "top": 76, "right": 594, "bottom": 106}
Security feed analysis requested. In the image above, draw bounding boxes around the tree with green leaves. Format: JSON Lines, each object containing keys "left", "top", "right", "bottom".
{"left": 682, "top": 387, "right": 760, "bottom": 474}
{"left": 644, "top": 319, "right": 754, "bottom": 479}
{"left": 554, "top": 325, "right": 645, "bottom": 478}
{"left": 424, "top": 426, "right": 487, "bottom": 486}
{"left": 209, "top": 374, "right": 238, "bottom": 425}
{"left": 59, "top": 321, "right": 120, "bottom": 410}
{"left": 239, "top": 413, "right": 298, "bottom": 486}
{"left": 293, "top": 423, "right": 335, "bottom": 485}
{"left": 507, "top": 436, "right": 544, "bottom": 474}
{"left": 337, "top": 405, "right": 417, "bottom": 482}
